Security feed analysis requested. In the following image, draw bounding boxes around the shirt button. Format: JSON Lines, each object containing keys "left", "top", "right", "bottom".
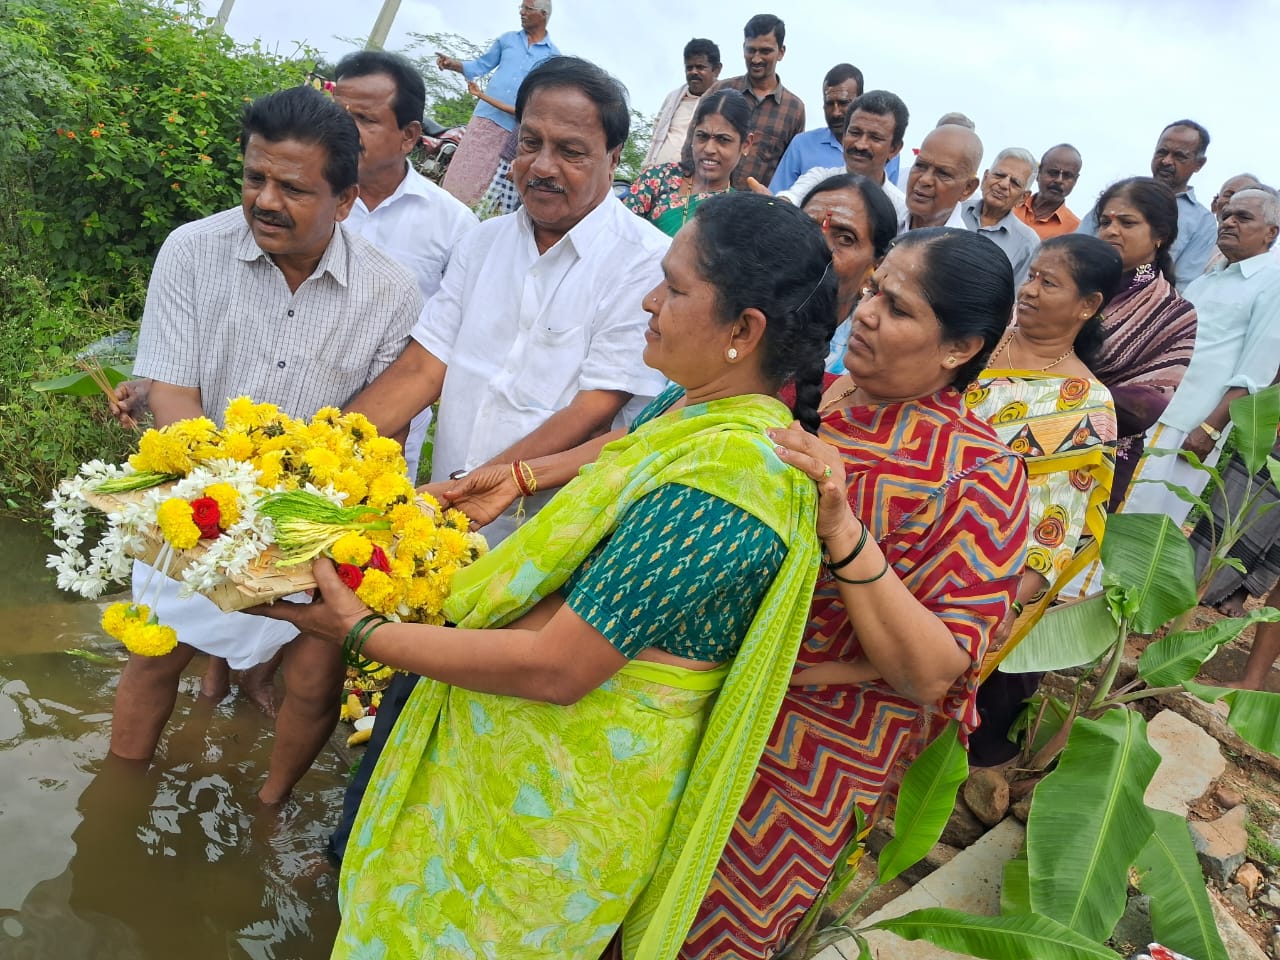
{"left": 287, "top": 309, "right": 295, "bottom": 317}
{"left": 277, "top": 360, "right": 286, "bottom": 369}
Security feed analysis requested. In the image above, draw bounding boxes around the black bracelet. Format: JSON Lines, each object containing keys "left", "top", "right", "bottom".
{"left": 824, "top": 523, "right": 869, "bottom": 572}
{"left": 830, "top": 556, "right": 890, "bottom": 585}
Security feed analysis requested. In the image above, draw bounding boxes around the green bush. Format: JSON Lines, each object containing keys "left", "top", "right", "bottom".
{"left": 4, "top": 0, "right": 314, "bottom": 286}
{"left": 0, "top": 0, "right": 314, "bottom": 516}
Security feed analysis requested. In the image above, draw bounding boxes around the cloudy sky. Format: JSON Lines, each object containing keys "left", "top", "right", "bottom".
{"left": 205, "top": 0, "right": 1278, "bottom": 210}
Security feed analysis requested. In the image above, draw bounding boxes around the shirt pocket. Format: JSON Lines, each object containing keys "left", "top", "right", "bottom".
{"left": 505, "top": 321, "right": 590, "bottom": 413}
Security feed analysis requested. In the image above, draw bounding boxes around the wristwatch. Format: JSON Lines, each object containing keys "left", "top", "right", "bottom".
{"left": 1199, "top": 421, "right": 1222, "bottom": 442}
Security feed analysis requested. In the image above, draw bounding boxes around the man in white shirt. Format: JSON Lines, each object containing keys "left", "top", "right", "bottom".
{"left": 960, "top": 147, "right": 1041, "bottom": 285}
{"left": 332, "top": 51, "right": 478, "bottom": 482}
{"left": 346, "top": 56, "right": 669, "bottom": 544}
{"left": 643, "top": 38, "right": 721, "bottom": 168}
{"left": 1122, "top": 187, "right": 1280, "bottom": 526}
{"left": 776, "top": 90, "right": 909, "bottom": 233}
{"left": 905, "top": 124, "right": 982, "bottom": 231}
{"left": 330, "top": 56, "right": 668, "bottom": 862}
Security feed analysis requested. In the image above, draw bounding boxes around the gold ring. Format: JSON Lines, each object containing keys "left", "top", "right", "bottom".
{"left": 822, "top": 465, "right": 832, "bottom": 479}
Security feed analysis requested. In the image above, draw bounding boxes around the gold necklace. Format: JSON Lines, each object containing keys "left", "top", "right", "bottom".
{"left": 820, "top": 380, "right": 859, "bottom": 412}
{"left": 999, "top": 330, "right": 1074, "bottom": 372}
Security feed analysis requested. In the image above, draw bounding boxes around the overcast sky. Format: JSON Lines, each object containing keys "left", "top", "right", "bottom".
{"left": 205, "top": 0, "right": 1279, "bottom": 210}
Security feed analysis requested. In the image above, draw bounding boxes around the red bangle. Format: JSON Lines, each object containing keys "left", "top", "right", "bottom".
{"left": 511, "top": 460, "right": 536, "bottom": 497}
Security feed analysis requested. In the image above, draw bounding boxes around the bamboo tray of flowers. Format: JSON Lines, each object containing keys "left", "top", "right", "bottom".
{"left": 48, "top": 398, "right": 485, "bottom": 657}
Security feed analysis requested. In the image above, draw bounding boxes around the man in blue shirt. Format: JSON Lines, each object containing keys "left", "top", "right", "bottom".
{"left": 436, "top": 0, "right": 560, "bottom": 206}
{"left": 768, "top": 63, "right": 862, "bottom": 193}
{"left": 1075, "top": 120, "right": 1217, "bottom": 292}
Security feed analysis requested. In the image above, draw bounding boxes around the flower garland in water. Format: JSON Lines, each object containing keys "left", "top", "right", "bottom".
{"left": 47, "top": 398, "right": 485, "bottom": 658}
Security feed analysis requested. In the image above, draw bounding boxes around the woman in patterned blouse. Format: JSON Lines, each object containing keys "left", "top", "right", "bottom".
{"left": 622, "top": 89, "right": 753, "bottom": 236}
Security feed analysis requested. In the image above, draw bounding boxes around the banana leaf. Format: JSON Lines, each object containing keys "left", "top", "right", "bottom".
{"left": 1186, "top": 680, "right": 1280, "bottom": 754}
{"left": 877, "top": 720, "right": 967, "bottom": 885}
{"left": 1000, "top": 594, "right": 1119, "bottom": 674}
{"left": 868, "top": 908, "right": 1122, "bottom": 960}
{"left": 1001, "top": 848, "right": 1031, "bottom": 914}
{"left": 1138, "top": 608, "right": 1280, "bottom": 688}
{"left": 1230, "top": 385, "right": 1280, "bottom": 476}
{"left": 1100, "top": 514, "right": 1197, "bottom": 634}
{"left": 1027, "top": 709, "right": 1160, "bottom": 941}
{"left": 1132, "top": 808, "right": 1229, "bottom": 960}
{"left": 1269, "top": 457, "right": 1280, "bottom": 494}
{"left": 32, "top": 363, "right": 133, "bottom": 395}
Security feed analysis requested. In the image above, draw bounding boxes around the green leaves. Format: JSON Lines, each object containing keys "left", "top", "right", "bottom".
{"left": 1100, "top": 513, "right": 1198, "bottom": 634}
{"left": 32, "top": 364, "right": 132, "bottom": 395}
{"left": 869, "top": 908, "right": 1122, "bottom": 960}
{"left": 1230, "top": 386, "right": 1280, "bottom": 476}
{"left": 876, "top": 720, "right": 967, "bottom": 885}
{"left": 1027, "top": 710, "right": 1160, "bottom": 941}
{"left": 999, "top": 594, "right": 1120, "bottom": 674}
{"left": 1184, "top": 683, "right": 1280, "bottom": 755}
{"left": 1138, "top": 608, "right": 1280, "bottom": 687}
{"left": 1132, "top": 809, "right": 1229, "bottom": 960}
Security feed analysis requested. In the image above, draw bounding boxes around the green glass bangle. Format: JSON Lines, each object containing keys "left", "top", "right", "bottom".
{"left": 830, "top": 556, "right": 890, "bottom": 586}
{"left": 824, "top": 523, "right": 869, "bottom": 572}
{"left": 343, "top": 613, "right": 387, "bottom": 667}
{"left": 1011, "top": 599, "right": 1025, "bottom": 617}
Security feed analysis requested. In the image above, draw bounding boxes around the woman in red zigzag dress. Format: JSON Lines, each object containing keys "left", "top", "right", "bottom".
{"left": 678, "top": 227, "right": 1029, "bottom": 958}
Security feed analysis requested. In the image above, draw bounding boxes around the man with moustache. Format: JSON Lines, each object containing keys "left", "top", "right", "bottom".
{"left": 1076, "top": 121, "right": 1217, "bottom": 291}
{"left": 1203, "top": 174, "right": 1272, "bottom": 272}
{"left": 110, "top": 86, "right": 422, "bottom": 805}
{"left": 960, "top": 147, "right": 1041, "bottom": 284}
{"left": 905, "top": 123, "right": 983, "bottom": 230}
{"left": 776, "top": 89, "right": 909, "bottom": 232}
{"left": 768, "top": 63, "right": 863, "bottom": 193}
{"left": 643, "top": 38, "right": 722, "bottom": 167}
{"left": 683, "top": 14, "right": 804, "bottom": 190}
{"left": 1122, "top": 187, "right": 1280, "bottom": 527}
{"left": 329, "top": 55, "right": 669, "bottom": 861}
{"left": 1015, "top": 143, "right": 1083, "bottom": 239}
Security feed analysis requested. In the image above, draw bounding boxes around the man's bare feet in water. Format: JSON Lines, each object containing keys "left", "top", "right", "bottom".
{"left": 200, "top": 657, "right": 231, "bottom": 700}
{"left": 1216, "top": 587, "right": 1250, "bottom": 619}
{"left": 241, "top": 653, "right": 283, "bottom": 717}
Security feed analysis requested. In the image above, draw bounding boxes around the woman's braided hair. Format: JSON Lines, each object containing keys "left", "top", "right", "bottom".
{"left": 690, "top": 193, "right": 838, "bottom": 433}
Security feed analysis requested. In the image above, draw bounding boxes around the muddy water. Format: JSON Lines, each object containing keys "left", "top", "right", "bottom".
{"left": 0, "top": 518, "right": 343, "bottom": 959}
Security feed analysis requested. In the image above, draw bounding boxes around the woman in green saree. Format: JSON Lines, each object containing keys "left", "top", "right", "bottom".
{"left": 256, "top": 192, "right": 837, "bottom": 959}
{"left": 622, "top": 89, "right": 753, "bottom": 237}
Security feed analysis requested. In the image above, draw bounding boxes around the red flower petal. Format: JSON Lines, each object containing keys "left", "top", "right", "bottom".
{"left": 190, "top": 496, "right": 220, "bottom": 530}
{"left": 336, "top": 563, "right": 364, "bottom": 590}
{"left": 368, "top": 545, "right": 390, "bottom": 572}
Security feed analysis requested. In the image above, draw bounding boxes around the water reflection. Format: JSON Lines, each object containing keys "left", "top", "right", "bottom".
{"left": 0, "top": 519, "right": 344, "bottom": 960}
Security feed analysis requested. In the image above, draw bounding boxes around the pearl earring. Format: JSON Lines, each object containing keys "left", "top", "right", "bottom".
{"left": 727, "top": 347, "right": 739, "bottom": 361}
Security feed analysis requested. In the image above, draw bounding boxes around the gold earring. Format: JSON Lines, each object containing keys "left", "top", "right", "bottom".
{"left": 727, "top": 347, "right": 739, "bottom": 361}
{"left": 945, "top": 356, "right": 956, "bottom": 367}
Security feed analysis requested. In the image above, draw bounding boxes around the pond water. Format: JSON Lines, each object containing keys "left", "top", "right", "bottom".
{"left": 0, "top": 518, "right": 343, "bottom": 959}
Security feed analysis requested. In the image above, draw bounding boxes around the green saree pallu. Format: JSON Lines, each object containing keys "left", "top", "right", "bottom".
{"left": 334, "top": 393, "right": 822, "bottom": 960}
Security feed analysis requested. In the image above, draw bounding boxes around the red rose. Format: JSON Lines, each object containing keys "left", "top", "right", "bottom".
{"left": 336, "top": 563, "right": 364, "bottom": 590}
{"left": 368, "top": 545, "right": 390, "bottom": 572}
{"left": 197, "top": 523, "right": 221, "bottom": 540}
{"left": 190, "top": 497, "right": 220, "bottom": 530}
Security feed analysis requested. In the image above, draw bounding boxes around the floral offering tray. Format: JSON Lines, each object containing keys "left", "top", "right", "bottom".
{"left": 82, "top": 487, "right": 314, "bottom": 612}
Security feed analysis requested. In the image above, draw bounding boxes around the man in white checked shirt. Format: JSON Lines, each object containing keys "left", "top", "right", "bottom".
{"left": 109, "top": 86, "right": 422, "bottom": 805}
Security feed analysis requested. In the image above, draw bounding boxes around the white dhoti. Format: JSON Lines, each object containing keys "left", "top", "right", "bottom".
{"left": 131, "top": 560, "right": 299, "bottom": 669}
{"left": 1060, "top": 422, "right": 1225, "bottom": 598}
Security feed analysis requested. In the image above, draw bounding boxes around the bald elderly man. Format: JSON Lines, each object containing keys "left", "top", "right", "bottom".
{"left": 904, "top": 124, "right": 983, "bottom": 230}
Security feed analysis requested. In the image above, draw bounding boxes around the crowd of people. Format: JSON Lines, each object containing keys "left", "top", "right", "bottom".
{"left": 102, "top": 1, "right": 1280, "bottom": 956}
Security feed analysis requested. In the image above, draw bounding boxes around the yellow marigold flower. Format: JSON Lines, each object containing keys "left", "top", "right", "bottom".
{"left": 331, "top": 532, "right": 374, "bottom": 566}
{"left": 388, "top": 502, "right": 425, "bottom": 533}
{"left": 436, "top": 527, "right": 469, "bottom": 566}
{"left": 389, "top": 556, "right": 416, "bottom": 580}
{"left": 225, "top": 397, "right": 279, "bottom": 430}
{"left": 255, "top": 450, "right": 286, "bottom": 488}
{"left": 367, "top": 472, "right": 414, "bottom": 511}
{"left": 100, "top": 601, "right": 135, "bottom": 639}
{"left": 220, "top": 431, "right": 256, "bottom": 461}
{"left": 331, "top": 468, "right": 368, "bottom": 504}
{"left": 122, "top": 620, "right": 178, "bottom": 657}
{"left": 355, "top": 568, "right": 398, "bottom": 615}
{"left": 362, "top": 436, "right": 404, "bottom": 462}
{"left": 311, "top": 406, "right": 342, "bottom": 426}
{"left": 445, "top": 508, "right": 470, "bottom": 533}
{"left": 130, "top": 430, "right": 192, "bottom": 474}
{"left": 157, "top": 497, "right": 200, "bottom": 549}
{"left": 204, "top": 483, "right": 241, "bottom": 528}
{"left": 302, "top": 447, "right": 341, "bottom": 482}
{"left": 340, "top": 411, "right": 376, "bottom": 441}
